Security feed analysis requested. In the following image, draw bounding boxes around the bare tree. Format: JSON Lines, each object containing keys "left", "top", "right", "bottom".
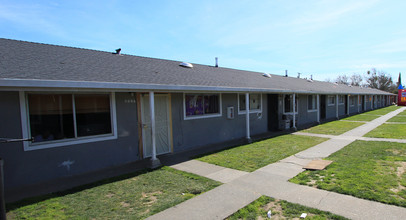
{"left": 335, "top": 74, "right": 349, "bottom": 85}
{"left": 350, "top": 73, "right": 363, "bottom": 86}
{"left": 365, "top": 68, "right": 396, "bottom": 93}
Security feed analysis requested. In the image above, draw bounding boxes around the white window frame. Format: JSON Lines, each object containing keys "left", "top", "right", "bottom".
{"left": 307, "top": 95, "right": 317, "bottom": 112}
{"left": 327, "top": 95, "right": 336, "bottom": 106}
{"left": 19, "top": 91, "right": 118, "bottom": 151}
{"left": 237, "top": 93, "right": 263, "bottom": 115}
{"left": 338, "top": 95, "right": 345, "bottom": 105}
{"left": 283, "top": 94, "right": 298, "bottom": 114}
{"left": 183, "top": 93, "right": 222, "bottom": 120}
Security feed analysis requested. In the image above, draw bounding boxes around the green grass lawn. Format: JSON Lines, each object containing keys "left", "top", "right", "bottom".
{"left": 301, "top": 121, "right": 365, "bottom": 135}
{"left": 387, "top": 115, "right": 406, "bottom": 123}
{"left": 341, "top": 114, "right": 380, "bottom": 122}
{"left": 363, "top": 105, "right": 400, "bottom": 115}
{"left": 396, "top": 108, "right": 406, "bottom": 115}
{"left": 6, "top": 167, "right": 220, "bottom": 219}
{"left": 197, "top": 135, "right": 328, "bottom": 172}
{"left": 226, "top": 195, "right": 348, "bottom": 220}
{"left": 364, "top": 124, "right": 406, "bottom": 139}
{"left": 290, "top": 140, "right": 406, "bottom": 207}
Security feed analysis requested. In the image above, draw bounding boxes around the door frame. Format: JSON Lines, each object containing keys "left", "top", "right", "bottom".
{"left": 138, "top": 93, "right": 173, "bottom": 159}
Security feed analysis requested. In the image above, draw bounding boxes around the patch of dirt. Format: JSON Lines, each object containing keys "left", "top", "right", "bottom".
{"left": 309, "top": 179, "right": 318, "bottom": 187}
{"left": 260, "top": 199, "right": 285, "bottom": 219}
{"left": 140, "top": 209, "right": 150, "bottom": 215}
{"left": 105, "top": 193, "right": 114, "bottom": 198}
{"left": 396, "top": 162, "right": 406, "bottom": 178}
{"left": 120, "top": 201, "right": 130, "bottom": 207}
{"left": 142, "top": 191, "right": 163, "bottom": 206}
{"left": 389, "top": 162, "right": 406, "bottom": 193}
{"left": 386, "top": 149, "right": 401, "bottom": 155}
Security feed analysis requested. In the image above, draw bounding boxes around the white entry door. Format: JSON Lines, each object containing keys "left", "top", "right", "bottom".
{"left": 141, "top": 94, "right": 171, "bottom": 158}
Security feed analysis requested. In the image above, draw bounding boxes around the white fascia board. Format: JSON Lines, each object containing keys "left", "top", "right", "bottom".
{"left": 0, "top": 78, "right": 395, "bottom": 95}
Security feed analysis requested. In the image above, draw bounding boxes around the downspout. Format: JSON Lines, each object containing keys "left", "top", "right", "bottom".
{"left": 149, "top": 91, "right": 161, "bottom": 168}
{"left": 245, "top": 93, "right": 251, "bottom": 142}
{"left": 317, "top": 94, "right": 320, "bottom": 123}
{"left": 371, "top": 95, "right": 373, "bottom": 109}
{"left": 293, "top": 94, "right": 297, "bottom": 130}
{"left": 347, "top": 95, "right": 350, "bottom": 116}
{"left": 336, "top": 95, "right": 339, "bottom": 119}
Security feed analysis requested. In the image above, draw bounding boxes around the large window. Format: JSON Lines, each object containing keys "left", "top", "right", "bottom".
{"left": 328, "top": 95, "right": 335, "bottom": 106}
{"left": 27, "top": 93, "right": 113, "bottom": 144}
{"left": 238, "top": 93, "right": 262, "bottom": 114}
{"left": 307, "top": 95, "right": 317, "bottom": 111}
{"left": 284, "top": 94, "right": 298, "bottom": 113}
{"left": 22, "top": 93, "right": 116, "bottom": 148}
{"left": 184, "top": 93, "right": 221, "bottom": 119}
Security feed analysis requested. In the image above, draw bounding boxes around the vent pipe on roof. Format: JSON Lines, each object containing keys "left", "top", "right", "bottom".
{"left": 297, "top": 72, "right": 301, "bottom": 78}
{"left": 215, "top": 57, "right": 218, "bottom": 67}
{"left": 113, "top": 48, "right": 121, "bottom": 55}
{"left": 285, "top": 70, "right": 288, "bottom": 77}
{"left": 311, "top": 75, "right": 313, "bottom": 80}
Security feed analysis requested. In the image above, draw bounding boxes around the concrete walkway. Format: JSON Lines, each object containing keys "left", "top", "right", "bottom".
{"left": 148, "top": 107, "right": 406, "bottom": 220}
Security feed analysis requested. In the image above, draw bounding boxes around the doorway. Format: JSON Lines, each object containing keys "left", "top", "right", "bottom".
{"left": 140, "top": 94, "right": 171, "bottom": 158}
{"left": 345, "top": 95, "right": 348, "bottom": 115}
{"left": 267, "top": 94, "right": 279, "bottom": 131}
{"left": 320, "top": 95, "right": 326, "bottom": 120}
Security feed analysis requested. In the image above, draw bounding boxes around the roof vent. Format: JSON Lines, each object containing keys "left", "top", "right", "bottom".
{"left": 215, "top": 57, "right": 218, "bottom": 67}
{"left": 262, "top": 73, "right": 271, "bottom": 78}
{"left": 179, "top": 62, "right": 193, "bottom": 68}
{"left": 307, "top": 79, "right": 313, "bottom": 82}
{"left": 113, "top": 48, "right": 121, "bottom": 55}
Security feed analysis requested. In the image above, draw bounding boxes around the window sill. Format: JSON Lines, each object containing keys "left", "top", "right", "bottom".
{"left": 24, "top": 134, "right": 117, "bottom": 151}
{"left": 238, "top": 109, "right": 262, "bottom": 115}
{"left": 184, "top": 113, "right": 222, "bottom": 120}
{"left": 327, "top": 104, "right": 335, "bottom": 106}
{"left": 283, "top": 112, "right": 298, "bottom": 115}
{"left": 307, "top": 109, "right": 317, "bottom": 113}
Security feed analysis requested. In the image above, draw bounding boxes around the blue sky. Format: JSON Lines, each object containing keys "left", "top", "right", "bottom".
{"left": 1, "top": 0, "right": 405, "bottom": 82}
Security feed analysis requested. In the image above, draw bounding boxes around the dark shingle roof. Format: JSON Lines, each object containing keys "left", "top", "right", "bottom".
{"left": 0, "top": 38, "right": 392, "bottom": 95}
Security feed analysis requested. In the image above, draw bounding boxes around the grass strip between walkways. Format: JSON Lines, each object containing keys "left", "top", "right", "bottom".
{"left": 290, "top": 140, "right": 406, "bottom": 207}
{"left": 363, "top": 105, "right": 401, "bottom": 115}
{"left": 6, "top": 167, "right": 221, "bottom": 219}
{"left": 226, "top": 195, "right": 349, "bottom": 220}
{"left": 387, "top": 115, "right": 406, "bottom": 123}
{"left": 341, "top": 114, "right": 380, "bottom": 122}
{"left": 197, "top": 134, "right": 328, "bottom": 172}
{"left": 364, "top": 124, "right": 406, "bottom": 139}
{"left": 301, "top": 120, "right": 365, "bottom": 135}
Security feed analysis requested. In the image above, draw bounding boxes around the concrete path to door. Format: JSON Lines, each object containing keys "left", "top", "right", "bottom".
{"left": 147, "top": 107, "right": 406, "bottom": 220}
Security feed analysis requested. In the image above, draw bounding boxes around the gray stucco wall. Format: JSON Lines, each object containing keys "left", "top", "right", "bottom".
{"left": 171, "top": 93, "right": 268, "bottom": 152}
{"left": 0, "top": 92, "right": 140, "bottom": 191}
{"left": 325, "top": 97, "right": 337, "bottom": 119}
{"left": 297, "top": 95, "right": 317, "bottom": 126}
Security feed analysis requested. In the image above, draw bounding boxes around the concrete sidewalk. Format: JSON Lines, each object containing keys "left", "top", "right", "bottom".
{"left": 147, "top": 107, "right": 406, "bottom": 220}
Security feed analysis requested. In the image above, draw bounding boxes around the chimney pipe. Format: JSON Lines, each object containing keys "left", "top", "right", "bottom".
{"left": 285, "top": 70, "right": 288, "bottom": 77}
{"left": 311, "top": 75, "right": 313, "bottom": 80}
{"left": 215, "top": 57, "right": 218, "bottom": 67}
{"left": 114, "top": 48, "right": 121, "bottom": 55}
{"left": 297, "top": 72, "right": 301, "bottom": 78}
